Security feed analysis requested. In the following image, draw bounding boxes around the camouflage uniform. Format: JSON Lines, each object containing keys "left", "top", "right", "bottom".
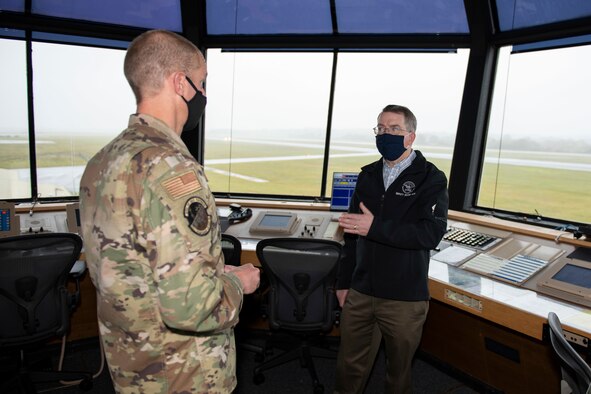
{"left": 79, "top": 114, "right": 243, "bottom": 394}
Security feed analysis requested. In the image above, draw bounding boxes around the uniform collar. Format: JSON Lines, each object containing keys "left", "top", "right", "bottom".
{"left": 128, "top": 113, "right": 186, "bottom": 147}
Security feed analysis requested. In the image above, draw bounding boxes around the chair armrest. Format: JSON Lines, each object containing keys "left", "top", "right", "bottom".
{"left": 69, "top": 261, "right": 86, "bottom": 279}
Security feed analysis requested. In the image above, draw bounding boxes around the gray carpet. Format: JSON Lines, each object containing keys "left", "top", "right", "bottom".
{"left": 1, "top": 334, "right": 488, "bottom": 394}
{"left": 233, "top": 335, "right": 481, "bottom": 394}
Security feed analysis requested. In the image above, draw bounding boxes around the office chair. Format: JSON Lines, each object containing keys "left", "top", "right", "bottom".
{"left": 547, "top": 312, "right": 591, "bottom": 394}
{"left": 221, "top": 233, "right": 266, "bottom": 359}
{"left": 254, "top": 238, "right": 342, "bottom": 394}
{"left": 221, "top": 233, "right": 242, "bottom": 267}
{"left": 0, "top": 233, "right": 93, "bottom": 393}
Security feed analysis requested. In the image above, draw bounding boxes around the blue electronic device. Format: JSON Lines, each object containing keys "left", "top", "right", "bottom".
{"left": 0, "top": 201, "right": 18, "bottom": 237}
{"left": 0, "top": 208, "right": 11, "bottom": 231}
{"left": 329, "top": 172, "right": 358, "bottom": 212}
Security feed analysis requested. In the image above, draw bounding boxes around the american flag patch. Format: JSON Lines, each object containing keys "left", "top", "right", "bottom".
{"left": 162, "top": 171, "right": 201, "bottom": 200}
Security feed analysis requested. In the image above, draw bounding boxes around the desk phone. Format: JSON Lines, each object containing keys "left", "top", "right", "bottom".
{"left": 20, "top": 214, "right": 59, "bottom": 234}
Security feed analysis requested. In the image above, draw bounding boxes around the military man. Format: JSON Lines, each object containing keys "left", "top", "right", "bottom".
{"left": 79, "top": 30, "right": 260, "bottom": 393}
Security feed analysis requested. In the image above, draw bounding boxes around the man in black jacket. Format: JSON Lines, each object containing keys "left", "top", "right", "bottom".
{"left": 334, "top": 104, "right": 448, "bottom": 394}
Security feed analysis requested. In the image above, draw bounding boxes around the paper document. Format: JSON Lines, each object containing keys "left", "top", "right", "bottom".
{"left": 432, "top": 245, "right": 477, "bottom": 266}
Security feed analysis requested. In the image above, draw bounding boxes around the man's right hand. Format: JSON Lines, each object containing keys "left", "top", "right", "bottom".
{"left": 226, "top": 263, "right": 260, "bottom": 294}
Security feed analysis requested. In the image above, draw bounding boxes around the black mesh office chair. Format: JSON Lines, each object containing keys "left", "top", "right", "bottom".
{"left": 547, "top": 312, "right": 591, "bottom": 394}
{"left": 221, "top": 233, "right": 265, "bottom": 359}
{"left": 0, "top": 233, "right": 92, "bottom": 393}
{"left": 254, "top": 238, "right": 342, "bottom": 394}
{"left": 221, "top": 233, "right": 242, "bottom": 267}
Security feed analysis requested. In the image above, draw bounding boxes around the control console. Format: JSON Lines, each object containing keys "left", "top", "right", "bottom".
{"left": 224, "top": 208, "right": 343, "bottom": 242}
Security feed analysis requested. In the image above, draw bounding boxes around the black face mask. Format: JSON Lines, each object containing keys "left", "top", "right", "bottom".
{"left": 376, "top": 134, "right": 407, "bottom": 161}
{"left": 181, "top": 76, "right": 207, "bottom": 132}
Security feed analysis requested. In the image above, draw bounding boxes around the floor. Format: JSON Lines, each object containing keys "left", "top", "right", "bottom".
{"left": 0, "top": 332, "right": 494, "bottom": 394}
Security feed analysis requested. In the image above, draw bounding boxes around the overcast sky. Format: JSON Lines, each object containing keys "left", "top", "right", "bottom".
{"left": 1, "top": 39, "right": 590, "bottom": 143}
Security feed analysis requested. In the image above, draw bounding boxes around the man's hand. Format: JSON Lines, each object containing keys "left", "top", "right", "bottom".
{"left": 338, "top": 202, "right": 374, "bottom": 236}
{"left": 336, "top": 289, "right": 349, "bottom": 307}
{"left": 225, "top": 263, "right": 260, "bottom": 294}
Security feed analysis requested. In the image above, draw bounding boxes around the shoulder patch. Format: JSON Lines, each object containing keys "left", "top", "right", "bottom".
{"left": 162, "top": 171, "right": 201, "bottom": 200}
{"left": 184, "top": 196, "right": 211, "bottom": 235}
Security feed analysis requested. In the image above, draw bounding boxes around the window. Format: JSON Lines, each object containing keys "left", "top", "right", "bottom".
{"left": 479, "top": 44, "right": 591, "bottom": 224}
{"left": 328, "top": 50, "right": 470, "bottom": 183}
{"left": 206, "top": 0, "right": 468, "bottom": 35}
{"left": 204, "top": 49, "right": 469, "bottom": 199}
{"left": 496, "top": 0, "right": 591, "bottom": 31}
{"left": 0, "top": 37, "right": 29, "bottom": 199}
{"left": 0, "top": 0, "right": 24, "bottom": 12}
{"left": 206, "top": 0, "right": 332, "bottom": 35}
{"left": 204, "top": 49, "right": 333, "bottom": 197}
{"left": 32, "top": 0, "right": 182, "bottom": 31}
{"left": 336, "top": 0, "right": 468, "bottom": 34}
{"left": 30, "top": 41, "right": 133, "bottom": 198}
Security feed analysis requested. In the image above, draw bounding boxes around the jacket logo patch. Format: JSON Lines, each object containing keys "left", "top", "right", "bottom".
{"left": 184, "top": 196, "right": 211, "bottom": 235}
{"left": 162, "top": 171, "right": 201, "bottom": 200}
{"left": 396, "top": 181, "right": 416, "bottom": 197}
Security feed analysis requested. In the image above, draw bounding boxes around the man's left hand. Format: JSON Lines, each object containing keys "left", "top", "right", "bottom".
{"left": 338, "top": 202, "right": 374, "bottom": 236}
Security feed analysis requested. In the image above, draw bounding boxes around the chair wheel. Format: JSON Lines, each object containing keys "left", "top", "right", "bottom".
{"left": 253, "top": 373, "right": 265, "bottom": 385}
{"left": 314, "top": 384, "right": 324, "bottom": 393}
{"left": 78, "top": 377, "right": 93, "bottom": 391}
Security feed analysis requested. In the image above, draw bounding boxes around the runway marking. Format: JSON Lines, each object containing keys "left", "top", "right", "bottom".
{"left": 204, "top": 166, "right": 268, "bottom": 183}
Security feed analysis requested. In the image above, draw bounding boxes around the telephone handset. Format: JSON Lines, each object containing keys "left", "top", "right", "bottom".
{"left": 227, "top": 203, "right": 252, "bottom": 224}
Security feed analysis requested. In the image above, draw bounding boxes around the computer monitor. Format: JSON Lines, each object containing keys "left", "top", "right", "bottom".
{"left": 0, "top": 201, "right": 19, "bottom": 238}
{"left": 537, "top": 257, "right": 591, "bottom": 308}
{"left": 330, "top": 172, "right": 358, "bottom": 212}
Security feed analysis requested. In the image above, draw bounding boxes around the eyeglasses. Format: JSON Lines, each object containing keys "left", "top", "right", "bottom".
{"left": 372, "top": 125, "right": 410, "bottom": 136}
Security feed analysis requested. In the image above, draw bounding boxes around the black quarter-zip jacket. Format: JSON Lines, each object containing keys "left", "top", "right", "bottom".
{"left": 337, "top": 150, "right": 449, "bottom": 301}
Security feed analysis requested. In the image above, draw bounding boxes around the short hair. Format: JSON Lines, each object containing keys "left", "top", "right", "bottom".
{"left": 124, "top": 30, "right": 203, "bottom": 103}
{"left": 379, "top": 104, "right": 417, "bottom": 133}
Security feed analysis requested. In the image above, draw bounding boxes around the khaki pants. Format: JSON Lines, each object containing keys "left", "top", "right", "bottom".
{"left": 334, "top": 289, "right": 429, "bottom": 394}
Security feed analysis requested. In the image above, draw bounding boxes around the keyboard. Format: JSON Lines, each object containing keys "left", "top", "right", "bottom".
{"left": 443, "top": 228, "right": 499, "bottom": 250}
{"left": 462, "top": 253, "right": 550, "bottom": 284}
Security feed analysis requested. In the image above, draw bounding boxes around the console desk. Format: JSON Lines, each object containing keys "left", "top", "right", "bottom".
{"left": 11, "top": 202, "right": 591, "bottom": 393}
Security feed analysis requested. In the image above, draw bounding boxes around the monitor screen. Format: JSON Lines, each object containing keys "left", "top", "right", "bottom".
{"left": 330, "top": 172, "right": 358, "bottom": 212}
{"left": 260, "top": 213, "right": 293, "bottom": 228}
{"left": 1, "top": 208, "right": 11, "bottom": 232}
{"left": 552, "top": 263, "right": 591, "bottom": 289}
{"left": 249, "top": 210, "right": 298, "bottom": 235}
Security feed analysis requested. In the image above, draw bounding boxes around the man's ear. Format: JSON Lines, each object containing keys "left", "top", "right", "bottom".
{"left": 406, "top": 132, "right": 416, "bottom": 148}
{"left": 172, "top": 72, "right": 185, "bottom": 96}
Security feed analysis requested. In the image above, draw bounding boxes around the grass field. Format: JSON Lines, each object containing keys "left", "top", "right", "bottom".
{"left": 1, "top": 134, "right": 589, "bottom": 223}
